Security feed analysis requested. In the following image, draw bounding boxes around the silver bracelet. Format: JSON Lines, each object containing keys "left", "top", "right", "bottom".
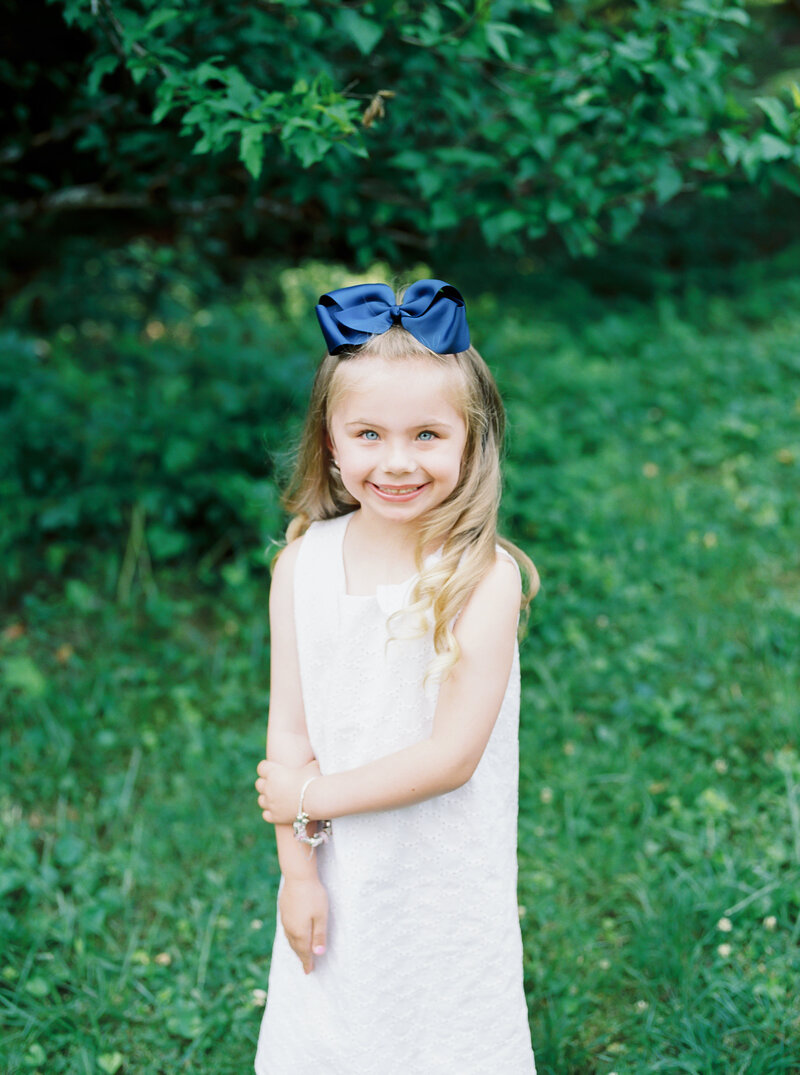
{"left": 292, "top": 776, "right": 332, "bottom": 848}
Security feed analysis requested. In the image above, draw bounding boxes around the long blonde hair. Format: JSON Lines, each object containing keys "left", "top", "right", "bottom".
{"left": 282, "top": 325, "right": 539, "bottom": 681}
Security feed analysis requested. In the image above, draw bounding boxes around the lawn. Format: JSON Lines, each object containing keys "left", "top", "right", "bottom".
{"left": 2, "top": 252, "right": 799, "bottom": 1073}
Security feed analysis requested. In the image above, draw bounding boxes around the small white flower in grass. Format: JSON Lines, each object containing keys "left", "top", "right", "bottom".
{"left": 518, "top": 905, "right": 527, "bottom": 918}
{"left": 154, "top": 952, "right": 172, "bottom": 966}
{"left": 250, "top": 919, "right": 263, "bottom": 931}
{"left": 717, "top": 943, "right": 732, "bottom": 958}
{"left": 713, "top": 758, "right": 728, "bottom": 775}
{"left": 764, "top": 915, "right": 777, "bottom": 931}
{"left": 599, "top": 958, "right": 611, "bottom": 970}
{"left": 643, "top": 461, "right": 659, "bottom": 478}
{"left": 563, "top": 741, "right": 575, "bottom": 756}
{"left": 717, "top": 917, "right": 732, "bottom": 933}
{"left": 540, "top": 787, "right": 553, "bottom": 804}
{"left": 635, "top": 999, "right": 649, "bottom": 1012}
{"left": 251, "top": 988, "right": 268, "bottom": 1006}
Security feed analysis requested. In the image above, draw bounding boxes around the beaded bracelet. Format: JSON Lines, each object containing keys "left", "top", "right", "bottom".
{"left": 292, "top": 776, "right": 332, "bottom": 848}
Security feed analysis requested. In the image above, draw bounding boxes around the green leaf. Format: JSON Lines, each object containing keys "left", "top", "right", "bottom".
{"left": 55, "top": 834, "right": 85, "bottom": 867}
{"left": 87, "top": 54, "right": 119, "bottom": 97}
{"left": 546, "top": 200, "right": 573, "bottom": 224}
{"left": 654, "top": 161, "right": 683, "bottom": 204}
{"left": 143, "top": 8, "right": 181, "bottom": 34}
{"left": 485, "top": 22, "right": 523, "bottom": 62}
{"left": 338, "top": 9, "right": 383, "bottom": 56}
{"left": 152, "top": 84, "right": 177, "bottom": 125}
{"left": 720, "top": 130, "right": 745, "bottom": 166}
{"left": 239, "top": 126, "right": 265, "bottom": 179}
{"left": 195, "top": 62, "right": 226, "bottom": 84}
{"left": 192, "top": 133, "right": 213, "bottom": 155}
{"left": 98, "top": 1054, "right": 125, "bottom": 1075}
{"left": 756, "top": 132, "right": 793, "bottom": 162}
{"left": 718, "top": 5, "right": 750, "bottom": 25}
{"left": 430, "top": 200, "right": 460, "bottom": 230}
{"left": 24, "top": 977, "right": 50, "bottom": 998}
{"left": 129, "top": 60, "right": 150, "bottom": 86}
{"left": 754, "top": 96, "right": 790, "bottom": 137}
{"left": 3, "top": 656, "right": 47, "bottom": 698}
{"left": 287, "top": 128, "right": 332, "bottom": 168}
{"left": 225, "top": 69, "right": 257, "bottom": 112}
{"left": 609, "top": 203, "right": 640, "bottom": 241}
{"left": 480, "top": 208, "right": 527, "bottom": 245}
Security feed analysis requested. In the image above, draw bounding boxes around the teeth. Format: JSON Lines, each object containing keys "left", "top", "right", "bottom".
{"left": 379, "top": 485, "right": 419, "bottom": 494}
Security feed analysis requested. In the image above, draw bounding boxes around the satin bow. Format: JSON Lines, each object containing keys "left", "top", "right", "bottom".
{"left": 315, "top": 279, "right": 470, "bottom": 355}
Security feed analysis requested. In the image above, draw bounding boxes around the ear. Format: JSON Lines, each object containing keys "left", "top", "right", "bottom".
{"left": 325, "top": 430, "right": 338, "bottom": 465}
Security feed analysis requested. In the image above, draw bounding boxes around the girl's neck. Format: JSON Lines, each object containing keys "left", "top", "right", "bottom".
{"left": 343, "top": 510, "right": 430, "bottom": 592}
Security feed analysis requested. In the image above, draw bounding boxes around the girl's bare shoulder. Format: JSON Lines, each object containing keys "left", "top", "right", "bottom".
{"left": 270, "top": 535, "right": 305, "bottom": 597}
{"left": 456, "top": 553, "right": 521, "bottom": 641}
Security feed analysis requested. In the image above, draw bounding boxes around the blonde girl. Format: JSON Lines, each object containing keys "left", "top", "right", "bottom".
{"left": 254, "top": 279, "right": 539, "bottom": 1074}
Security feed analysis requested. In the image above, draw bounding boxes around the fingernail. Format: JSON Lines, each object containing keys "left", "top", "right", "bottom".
{"left": 313, "top": 945, "right": 326, "bottom": 955}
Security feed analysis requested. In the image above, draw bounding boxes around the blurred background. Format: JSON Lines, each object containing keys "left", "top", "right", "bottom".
{"left": 1, "top": 1, "right": 799, "bottom": 1071}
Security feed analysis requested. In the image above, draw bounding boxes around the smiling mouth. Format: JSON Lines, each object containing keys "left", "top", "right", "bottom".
{"left": 370, "top": 482, "right": 427, "bottom": 499}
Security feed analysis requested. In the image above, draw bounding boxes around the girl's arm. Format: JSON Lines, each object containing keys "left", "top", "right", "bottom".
{"left": 261, "top": 539, "right": 328, "bottom": 974}
{"left": 257, "top": 554, "right": 522, "bottom": 823}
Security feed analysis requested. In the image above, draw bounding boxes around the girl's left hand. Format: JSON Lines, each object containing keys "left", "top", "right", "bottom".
{"left": 255, "top": 758, "right": 321, "bottom": 825}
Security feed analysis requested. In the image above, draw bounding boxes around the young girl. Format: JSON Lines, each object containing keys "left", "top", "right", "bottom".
{"left": 253, "top": 279, "right": 539, "bottom": 1074}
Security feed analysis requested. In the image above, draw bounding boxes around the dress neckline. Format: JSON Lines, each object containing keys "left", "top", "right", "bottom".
{"left": 331, "top": 512, "right": 442, "bottom": 608}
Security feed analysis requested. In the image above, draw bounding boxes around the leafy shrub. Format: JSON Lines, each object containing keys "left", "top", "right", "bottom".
{"left": 4, "top": 0, "right": 799, "bottom": 265}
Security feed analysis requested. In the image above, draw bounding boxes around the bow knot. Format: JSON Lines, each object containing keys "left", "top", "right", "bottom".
{"left": 315, "top": 279, "right": 470, "bottom": 355}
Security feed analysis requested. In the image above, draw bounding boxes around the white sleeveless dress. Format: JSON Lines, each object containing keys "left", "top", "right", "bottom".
{"left": 255, "top": 512, "right": 535, "bottom": 1074}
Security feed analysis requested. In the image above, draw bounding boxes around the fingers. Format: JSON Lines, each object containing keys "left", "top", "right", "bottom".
{"left": 311, "top": 912, "right": 327, "bottom": 959}
{"left": 283, "top": 918, "right": 326, "bottom": 974}
{"left": 285, "top": 928, "right": 313, "bottom": 974}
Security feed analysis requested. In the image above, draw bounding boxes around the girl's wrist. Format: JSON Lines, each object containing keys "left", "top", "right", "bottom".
{"left": 304, "top": 775, "right": 328, "bottom": 821}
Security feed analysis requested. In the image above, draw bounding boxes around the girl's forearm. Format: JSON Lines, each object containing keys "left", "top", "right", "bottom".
{"left": 305, "top": 737, "right": 470, "bottom": 820}
{"left": 269, "top": 727, "right": 320, "bottom": 880}
{"left": 274, "top": 821, "right": 320, "bottom": 881}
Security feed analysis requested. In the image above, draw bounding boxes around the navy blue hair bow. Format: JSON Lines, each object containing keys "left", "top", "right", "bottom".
{"left": 315, "top": 279, "right": 470, "bottom": 355}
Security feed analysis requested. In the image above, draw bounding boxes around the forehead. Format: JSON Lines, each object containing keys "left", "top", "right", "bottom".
{"left": 329, "top": 354, "right": 466, "bottom": 418}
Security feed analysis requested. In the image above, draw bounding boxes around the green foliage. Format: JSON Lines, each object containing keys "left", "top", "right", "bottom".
{"left": 0, "top": 241, "right": 319, "bottom": 595}
{"left": 2, "top": 252, "right": 799, "bottom": 1071}
{"left": 4, "top": 0, "right": 799, "bottom": 264}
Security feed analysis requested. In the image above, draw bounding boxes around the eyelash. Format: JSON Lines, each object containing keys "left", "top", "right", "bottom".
{"left": 357, "top": 431, "right": 438, "bottom": 441}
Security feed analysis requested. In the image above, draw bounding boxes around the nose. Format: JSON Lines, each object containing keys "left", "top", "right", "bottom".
{"left": 382, "top": 438, "right": 415, "bottom": 475}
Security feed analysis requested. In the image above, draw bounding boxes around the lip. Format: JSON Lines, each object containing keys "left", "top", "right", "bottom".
{"left": 369, "top": 481, "right": 429, "bottom": 502}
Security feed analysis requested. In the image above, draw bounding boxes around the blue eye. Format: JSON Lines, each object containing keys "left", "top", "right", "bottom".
{"left": 418, "top": 431, "right": 436, "bottom": 441}
{"left": 361, "top": 430, "right": 379, "bottom": 441}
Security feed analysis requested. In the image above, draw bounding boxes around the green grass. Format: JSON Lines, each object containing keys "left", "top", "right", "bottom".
{"left": 2, "top": 256, "right": 799, "bottom": 1073}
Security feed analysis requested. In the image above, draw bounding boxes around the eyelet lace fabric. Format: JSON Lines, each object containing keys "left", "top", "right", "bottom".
{"left": 255, "top": 513, "right": 535, "bottom": 1074}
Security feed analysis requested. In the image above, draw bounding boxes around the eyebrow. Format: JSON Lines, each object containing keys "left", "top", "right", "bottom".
{"left": 343, "top": 419, "right": 455, "bottom": 430}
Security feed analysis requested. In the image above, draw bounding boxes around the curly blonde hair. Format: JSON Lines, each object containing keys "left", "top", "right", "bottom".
{"left": 282, "top": 324, "right": 539, "bottom": 681}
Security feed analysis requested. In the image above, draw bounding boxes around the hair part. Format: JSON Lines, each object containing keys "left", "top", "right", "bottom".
{"left": 282, "top": 325, "right": 539, "bottom": 680}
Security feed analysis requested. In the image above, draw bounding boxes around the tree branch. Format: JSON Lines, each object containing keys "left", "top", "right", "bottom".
{"left": 0, "top": 97, "right": 124, "bottom": 165}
